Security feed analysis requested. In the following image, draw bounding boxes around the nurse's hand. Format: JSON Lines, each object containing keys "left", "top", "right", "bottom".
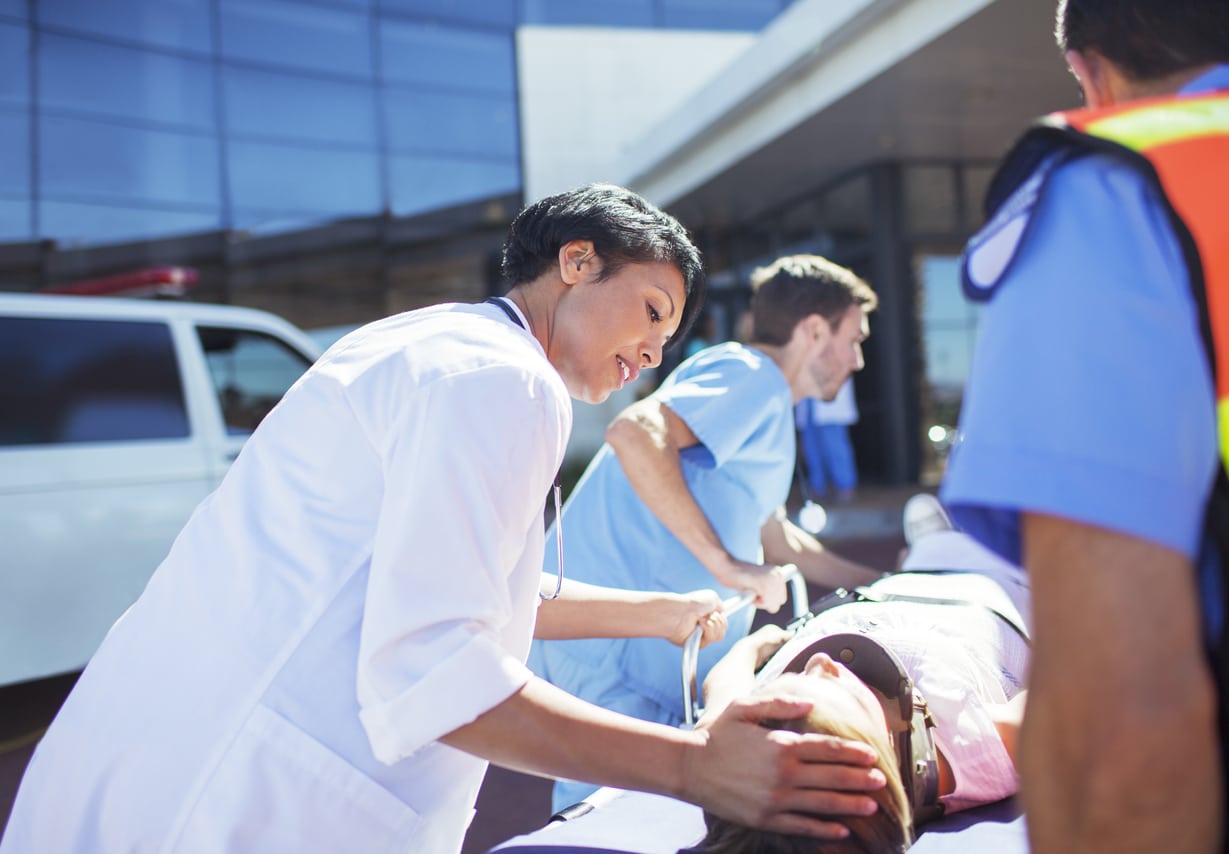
{"left": 682, "top": 693, "right": 885, "bottom": 839}
{"left": 664, "top": 590, "right": 728, "bottom": 647}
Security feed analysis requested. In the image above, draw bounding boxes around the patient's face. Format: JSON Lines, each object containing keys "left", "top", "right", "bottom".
{"left": 773, "top": 652, "right": 890, "bottom": 742}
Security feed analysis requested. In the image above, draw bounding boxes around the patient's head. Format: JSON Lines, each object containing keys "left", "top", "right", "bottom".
{"left": 691, "top": 653, "right": 912, "bottom": 853}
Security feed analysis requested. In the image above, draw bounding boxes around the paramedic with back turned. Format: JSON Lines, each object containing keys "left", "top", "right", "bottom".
{"left": 0, "top": 184, "right": 885, "bottom": 853}
{"left": 939, "top": 2, "right": 1229, "bottom": 851}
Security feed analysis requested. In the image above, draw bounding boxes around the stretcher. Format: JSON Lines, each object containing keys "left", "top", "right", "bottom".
{"left": 491, "top": 787, "right": 1023, "bottom": 853}
{"left": 491, "top": 566, "right": 1030, "bottom": 853}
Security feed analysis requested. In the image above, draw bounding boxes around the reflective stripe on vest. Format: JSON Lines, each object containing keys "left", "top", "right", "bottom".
{"left": 1055, "top": 92, "right": 1229, "bottom": 478}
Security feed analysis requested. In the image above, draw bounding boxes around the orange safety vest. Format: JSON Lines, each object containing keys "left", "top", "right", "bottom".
{"left": 1041, "top": 93, "right": 1229, "bottom": 577}
{"left": 979, "top": 92, "right": 1229, "bottom": 477}
{"left": 1058, "top": 93, "right": 1229, "bottom": 477}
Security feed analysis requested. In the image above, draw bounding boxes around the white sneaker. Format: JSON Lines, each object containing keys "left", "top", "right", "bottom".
{"left": 902, "top": 493, "right": 953, "bottom": 545}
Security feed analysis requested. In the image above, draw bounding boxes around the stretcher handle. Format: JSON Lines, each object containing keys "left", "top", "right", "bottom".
{"left": 682, "top": 565, "right": 807, "bottom": 729}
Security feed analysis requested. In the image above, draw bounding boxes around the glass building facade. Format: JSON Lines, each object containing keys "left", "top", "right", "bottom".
{"left": 0, "top": 0, "right": 793, "bottom": 249}
{"left": 1, "top": 0, "right": 1000, "bottom": 488}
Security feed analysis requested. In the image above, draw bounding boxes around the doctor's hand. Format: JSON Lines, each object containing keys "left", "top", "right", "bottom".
{"left": 663, "top": 590, "right": 728, "bottom": 648}
{"left": 681, "top": 692, "right": 885, "bottom": 839}
{"left": 712, "top": 557, "right": 789, "bottom": 614}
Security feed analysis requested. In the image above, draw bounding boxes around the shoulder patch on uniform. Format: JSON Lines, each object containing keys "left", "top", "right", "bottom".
{"left": 961, "top": 154, "right": 1064, "bottom": 302}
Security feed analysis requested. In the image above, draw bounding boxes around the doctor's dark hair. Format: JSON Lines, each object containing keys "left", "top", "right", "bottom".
{"left": 501, "top": 183, "right": 706, "bottom": 348}
{"left": 1056, "top": 0, "right": 1229, "bottom": 81}
{"left": 747, "top": 254, "right": 877, "bottom": 347}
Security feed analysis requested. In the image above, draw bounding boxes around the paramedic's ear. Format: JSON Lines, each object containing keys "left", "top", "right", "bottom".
{"left": 1065, "top": 49, "right": 1111, "bottom": 109}
{"left": 559, "top": 240, "right": 596, "bottom": 285}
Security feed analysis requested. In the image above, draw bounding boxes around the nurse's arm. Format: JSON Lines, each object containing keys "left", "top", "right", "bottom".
{"left": 1019, "top": 513, "right": 1221, "bottom": 853}
{"left": 605, "top": 398, "right": 787, "bottom": 612}
{"left": 535, "top": 578, "right": 728, "bottom": 647}
{"left": 441, "top": 675, "right": 885, "bottom": 839}
{"left": 760, "top": 514, "right": 883, "bottom": 590}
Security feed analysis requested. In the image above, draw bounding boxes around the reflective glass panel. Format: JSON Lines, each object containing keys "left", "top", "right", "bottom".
{"left": 224, "top": 65, "right": 377, "bottom": 146}
{"left": 384, "top": 88, "right": 516, "bottom": 158}
{"left": 918, "top": 255, "right": 978, "bottom": 326}
{"left": 520, "top": 0, "right": 655, "bottom": 26}
{"left": 39, "top": 115, "right": 220, "bottom": 206}
{"left": 197, "top": 325, "right": 313, "bottom": 436}
{"left": 0, "top": 199, "right": 31, "bottom": 241}
{"left": 378, "top": 0, "right": 515, "bottom": 28}
{"left": 923, "top": 327, "right": 977, "bottom": 392}
{"left": 0, "top": 0, "right": 26, "bottom": 19}
{"left": 38, "top": 0, "right": 213, "bottom": 54}
{"left": 379, "top": 19, "right": 513, "bottom": 94}
{"left": 229, "top": 208, "right": 337, "bottom": 235}
{"left": 0, "top": 317, "right": 189, "bottom": 446}
{"left": 389, "top": 152, "right": 517, "bottom": 216}
{"left": 228, "top": 140, "right": 380, "bottom": 216}
{"left": 39, "top": 200, "right": 220, "bottom": 246}
{"left": 219, "top": 0, "right": 372, "bottom": 78}
{"left": 917, "top": 254, "right": 979, "bottom": 393}
{"left": 40, "top": 34, "right": 215, "bottom": 129}
{"left": 0, "top": 22, "right": 28, "bottom": 106}
{"left": 0, "top": 110, "right": 29, "bottom": 195}
{"left": 662, "top": 0, "right": 784, "bottom": 29}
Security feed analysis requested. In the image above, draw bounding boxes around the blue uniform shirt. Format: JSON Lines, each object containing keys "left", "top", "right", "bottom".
{"left": 941, "top": 67, "right": 1229, "bottom": 633}
{"left": 543, "top": 342, "right": 795, "bottom": 714}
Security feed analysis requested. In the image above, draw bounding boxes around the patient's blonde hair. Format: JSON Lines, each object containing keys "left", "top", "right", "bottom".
{"left": 689, "top": 701, "right": 912, "bottom": 853}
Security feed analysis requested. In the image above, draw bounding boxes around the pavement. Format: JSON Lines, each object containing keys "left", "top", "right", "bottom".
{"left": 0, "top": 484, "right": 923, "bottom": 853}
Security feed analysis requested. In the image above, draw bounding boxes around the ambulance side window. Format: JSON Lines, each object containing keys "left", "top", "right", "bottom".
{"left": 0, "top": 316, "right": 189, "bottom": 446}
{"left": 197, "top": 326, "right": 312, "bottom": 436}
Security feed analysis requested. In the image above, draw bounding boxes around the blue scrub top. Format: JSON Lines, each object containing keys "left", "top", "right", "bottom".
{"left": 941, "top": 67, "right": 1229, "bottom": 631}
{"left": 545, "top": 342, "right": 796, "bottom": 713}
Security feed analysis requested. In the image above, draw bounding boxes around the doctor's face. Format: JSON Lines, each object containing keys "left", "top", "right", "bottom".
{"left": 807, "top": 305, "right": 868, "bottom": 402}
{"left": 551, "top": 257, "right": 686, "bottom": 404}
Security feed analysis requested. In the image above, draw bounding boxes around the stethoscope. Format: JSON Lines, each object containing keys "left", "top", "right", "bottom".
{"left": 484, "top": 296, "right": 565, "bottom": 600}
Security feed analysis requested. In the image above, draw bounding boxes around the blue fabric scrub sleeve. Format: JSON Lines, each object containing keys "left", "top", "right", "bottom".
{"left": 656, "top": 347, "right": 790, "bottom": 468}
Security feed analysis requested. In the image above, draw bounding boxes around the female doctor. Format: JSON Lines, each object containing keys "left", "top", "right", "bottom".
{"left": 1, "top": 184, "right": 886, "bottom": 854}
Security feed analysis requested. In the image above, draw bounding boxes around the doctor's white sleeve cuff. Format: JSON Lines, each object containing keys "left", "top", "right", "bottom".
{"left": 358, "top": 632, "right": 533, "bottom": 765}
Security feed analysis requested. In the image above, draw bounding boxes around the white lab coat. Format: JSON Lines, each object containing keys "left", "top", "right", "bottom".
{"left": 1, "top": 302, "right": 571, "bottom": 853}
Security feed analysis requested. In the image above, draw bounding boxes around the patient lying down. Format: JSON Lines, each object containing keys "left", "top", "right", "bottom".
{"left": 689, "top": 530, "right": 1030, "bottom": 853}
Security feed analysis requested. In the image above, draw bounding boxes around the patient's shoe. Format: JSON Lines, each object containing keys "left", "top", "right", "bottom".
{"left": 903, "top": 493, "right": 953, "bottom": 545}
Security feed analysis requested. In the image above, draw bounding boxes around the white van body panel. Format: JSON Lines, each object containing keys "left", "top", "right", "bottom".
{"left": 0, "top": 294, "right": 322, "bottom": 686}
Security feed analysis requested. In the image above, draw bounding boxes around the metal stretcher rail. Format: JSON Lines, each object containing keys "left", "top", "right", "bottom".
{"left": 681, "top": 565, "right": 808, "bottom": 728}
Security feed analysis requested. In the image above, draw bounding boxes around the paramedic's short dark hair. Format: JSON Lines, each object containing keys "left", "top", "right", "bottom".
{"left": 747, "top": 255, "right": 877, "bottom": 347}
{"left": 501, "top": 183, "right": 706, "bottom": 349}
{"left": 1056, "top": 0, "right": 1229, "bottom": 81}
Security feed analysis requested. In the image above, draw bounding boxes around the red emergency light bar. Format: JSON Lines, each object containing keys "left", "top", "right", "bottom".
{"left": 43, "top": 266, "right": 199, "bottom": 298}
